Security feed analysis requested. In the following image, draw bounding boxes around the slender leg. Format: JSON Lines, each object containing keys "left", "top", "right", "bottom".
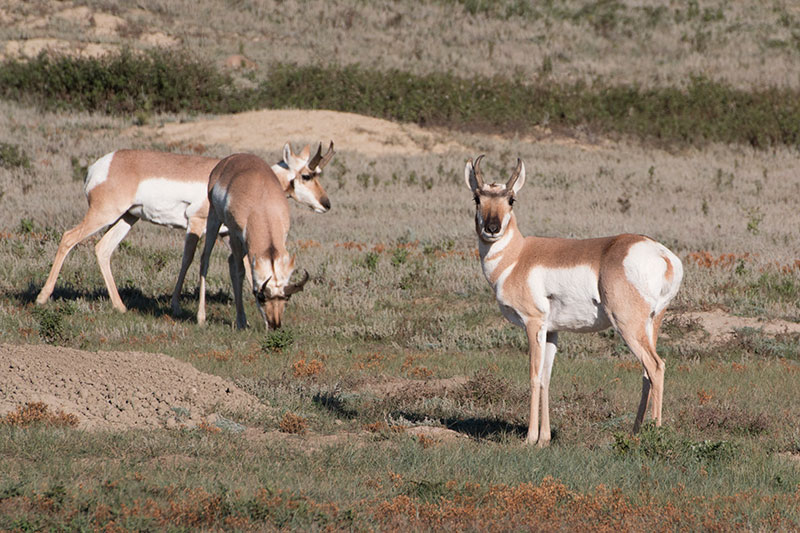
{"left": 538, "top": 331, "right": 558, "bottom": 447}
{"left": 94, "top": 213, "right": 138, "bottom": 312}
{"left": 36, "top": 207, "right": 122, "bottom": 305}
{"left": 617, "top": 319, "right": 665, "bottom": 432}
{"left": 634, "top": 373, "right": 652, "bottom": 433}
{"left": 197, "top": 211, "right": 222, "bottom": 326}
{"left": 220, "top": 233, "right": 253, "bottom": 290}
{"left": 171, "top": 216, "right": 205, "bottom": 315}
{"left": 228, "top": 236, "right": 247, "bottom": 330}
{"left": 524, "top": 319, "right": 546, "bottom": 445}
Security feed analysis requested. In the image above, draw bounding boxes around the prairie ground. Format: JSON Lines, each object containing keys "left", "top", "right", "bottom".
{"left": 1, "top": 0, "right": 800, "bottom": 531}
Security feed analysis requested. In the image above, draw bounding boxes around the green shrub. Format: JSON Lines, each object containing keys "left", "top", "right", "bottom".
{"left": 0, "top": 142, "right": 31, "bottom": 170}
{"left": 261, "top": 328, "right": 294, "bottom": 353}
{"left": 5, "top": 53, "right": 800, "bottom": 148}
{"left": 31, "top": 301, "right": 76, "bottom": 345}
{"left": 612, "top": 423, "right": 737, "bottom": 465}
{"left": 0, "top": 49, "right": 246, "bottom": 115}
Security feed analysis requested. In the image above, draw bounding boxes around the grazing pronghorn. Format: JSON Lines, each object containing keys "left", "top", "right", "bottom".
{"left": 465, "top": 155, "right": 683, "bottom": 446}
{"left": 35, "top": 142, "right": 332, "bottom": 314}
{"left": 197, "top": 153, "right": 308, "bottom": 330}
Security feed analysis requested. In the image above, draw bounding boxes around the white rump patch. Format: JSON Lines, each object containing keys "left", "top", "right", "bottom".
{"left": 84, "top": 151, "right": 115, "bottom": 196}
{"left": 623, "top": 240, "right": 677, "bottom": 311}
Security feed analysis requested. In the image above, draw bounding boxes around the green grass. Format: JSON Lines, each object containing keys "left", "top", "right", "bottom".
{"left": 5, "top": 53, "right": 800, "bottom": 148}
{"left": 2, "top": 44, "right": 800, "bottom": 529}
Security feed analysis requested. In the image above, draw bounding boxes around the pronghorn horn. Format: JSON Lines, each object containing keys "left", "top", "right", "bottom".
{"left": 260, "top": 277, "right": 273, "bottom": 299}
{"left": 505, "top": 158, "right": 522, "bottom": 192}
{"left": 308, "top": 144, "right": 323, "bottom": 170}
{"left": 284, "top": 270, "right": 310, "bottom": 296}
{"left": 473, "top": 154, "right": 486, "bottom": 188}
{"left": 319, "top": 141, "right": 335, "bottom": 169}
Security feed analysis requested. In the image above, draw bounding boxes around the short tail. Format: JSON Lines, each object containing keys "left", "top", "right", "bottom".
{"left": 657, "top": 249, "right": 683, "bottom": 312}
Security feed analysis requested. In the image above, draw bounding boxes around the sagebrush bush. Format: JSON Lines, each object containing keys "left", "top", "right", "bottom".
{"left": 4, "top": 54, "right": 800, "bottom": 148}
{"left": 0, "top": 49, "right": 247, "bottom": 114}
{"left": 0, "top": 142, "right": 31, "bottom": 170}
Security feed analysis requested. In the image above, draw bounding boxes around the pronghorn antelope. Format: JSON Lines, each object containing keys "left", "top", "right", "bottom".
{"left": 35, "top": 142, "right": 332, "bottom": 314}
{"left": 465, "top": 156, "right": 683, "bottom": 446}
{"left": 197, "top": 153, "right": 309, "bottom": 330}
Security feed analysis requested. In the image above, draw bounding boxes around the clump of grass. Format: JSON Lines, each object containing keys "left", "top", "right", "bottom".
{"left": 730, "top": 328, "right": 800, "bottom": 360}
{"left": 612, "top": 423, "right": 736, "bottom": 464}
{"left": 1, "top": 402, "right": 79, "bottom": 428}
{"left": 30, "top": 301, "right": 76, "bottom": 345}
{"left": 292, "top": 358, "right": 324, "bottom": 378}
{"left": 278, "top": 412, "right": 308, "bottom": 434}
{"left": 453, "top": 370, "right": 519, "bottom": 407}
{"left": 690, "top": 403, "right": 770, "bottom": 436}
{"left": 261, "top": 328, "right": 294, "bottom": 353}
{"left": 0, "top": 142, "right": 31, "bottom": 170}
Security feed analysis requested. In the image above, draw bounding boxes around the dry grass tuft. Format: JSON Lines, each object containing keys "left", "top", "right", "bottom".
{"left": 1, "top": 402, "right": 78, "bottom": 427}
{"left": 279, "top": 412, "right": 308, "bottom": 434}
{"left": 292, "top": 358, "right": 324, "bottom": 378}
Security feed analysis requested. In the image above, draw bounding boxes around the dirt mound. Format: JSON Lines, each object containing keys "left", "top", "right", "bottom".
{"left": 685, "top": 309, "right": 800, "bottom": 342}
{"left": 140, "top": 109, "right": 466, "bottom": 156}
{"left": 0, "top": 344, "right": 263, "bottom": 430}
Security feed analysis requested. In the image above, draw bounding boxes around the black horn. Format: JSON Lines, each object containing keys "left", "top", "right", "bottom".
{"left": 284, "top": 270, "right": 310, "bottom": 296}
{"left": 258, "top": 277, "right": 273, "bottom": 300}
{"left": 308, "top": 144, "right": 323, "bottom": 170}
{"left": 505, "top": 158, "right": 522, "bottom": 191}
{"left": 472, "top": 154, "right": 486, "bottom": 188}
{"left": 319, "top": 141, "right": 335, "bottom": 169}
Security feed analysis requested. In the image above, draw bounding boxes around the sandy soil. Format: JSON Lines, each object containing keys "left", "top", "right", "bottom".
{"left": 0, "top": 343, "right": 264, "bottom": 430}
{"left": 137, "top": 109, "right": 467, "bottom": 157}
{"left": 684, "top": 309, "right": 800, "bottom": 342}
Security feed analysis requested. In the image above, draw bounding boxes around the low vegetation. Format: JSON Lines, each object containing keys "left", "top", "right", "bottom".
{"left": 2, "top": 0, "right": 800, "bottom": 528}
{"left": 4, "top": 53, "right": 800, "bottom": 148}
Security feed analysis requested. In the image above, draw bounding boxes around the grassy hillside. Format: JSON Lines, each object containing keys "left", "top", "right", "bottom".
{"left": 1, "top": 0, "right": 799, "bottom": 530}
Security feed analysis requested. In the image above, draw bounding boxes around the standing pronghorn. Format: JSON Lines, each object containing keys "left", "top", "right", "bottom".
{"left": 464, "top": 155, "right": 683, "bottom": 446}
{"left": 197, "top": 153, "right": 308, "bottom": 330}
{"left": 35, "top": 142, "right": 333, "bottom": 314}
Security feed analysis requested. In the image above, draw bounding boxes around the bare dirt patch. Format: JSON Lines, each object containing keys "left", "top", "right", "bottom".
{"left": 138, "top": 109, "right": 467, "bottom": 157}
{"left": 0, "top": 2, "right": 178, "bottom": 61}
{"left": 0, "top": 343, "right": 264, "bottom": 430}
{"left": 685, "top": 309, "right": 800, "bottom": 343}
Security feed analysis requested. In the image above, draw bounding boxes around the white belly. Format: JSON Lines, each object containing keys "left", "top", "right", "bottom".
{"left": 129, "top": 178, "right": 207, "bottom": 229}
{"left": 529, "top": 265, "right": 612, "bottom": 333}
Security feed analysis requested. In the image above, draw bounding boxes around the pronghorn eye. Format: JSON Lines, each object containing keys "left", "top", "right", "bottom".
{"left": 473, "top": 195, "right": 480, "bottom": 205}
{"left": 509, "top": 196, "right": 515, "bottom": 206}
{"left": 301, "top": 174, "right": 312, "bottom": 181}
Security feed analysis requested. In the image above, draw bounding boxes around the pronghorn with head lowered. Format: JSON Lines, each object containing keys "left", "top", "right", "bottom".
{"left": 197, "top": 153, "right": 308, "bottom": 330}
{"left": 35, "top": 142, "right": 333, "bottom": 314}
{"left": 465, "top": 155, "right": 683, "bottom": 446}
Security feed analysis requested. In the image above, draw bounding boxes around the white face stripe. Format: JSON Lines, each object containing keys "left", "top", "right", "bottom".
{"left": 481, "top": 223, "right": 515, "bottom": 264}
{"left": 293, "top": 180, "right": 326, "bottom": 212}
{"left": 84, "top": 151, "right": 115, "bottom": 195}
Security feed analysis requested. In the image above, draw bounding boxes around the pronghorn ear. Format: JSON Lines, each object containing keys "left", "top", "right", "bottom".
{"left": 464, "top": 160, "right": 479, "bottom": 192}
{"left": 511, "top": 160, "right": 526, "bottom": 195}
{"left": 300, "top": 144, "right": 311, "bottom": 161}
{"left": 283, "top": 143, "right": 293, "bottom": 165}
